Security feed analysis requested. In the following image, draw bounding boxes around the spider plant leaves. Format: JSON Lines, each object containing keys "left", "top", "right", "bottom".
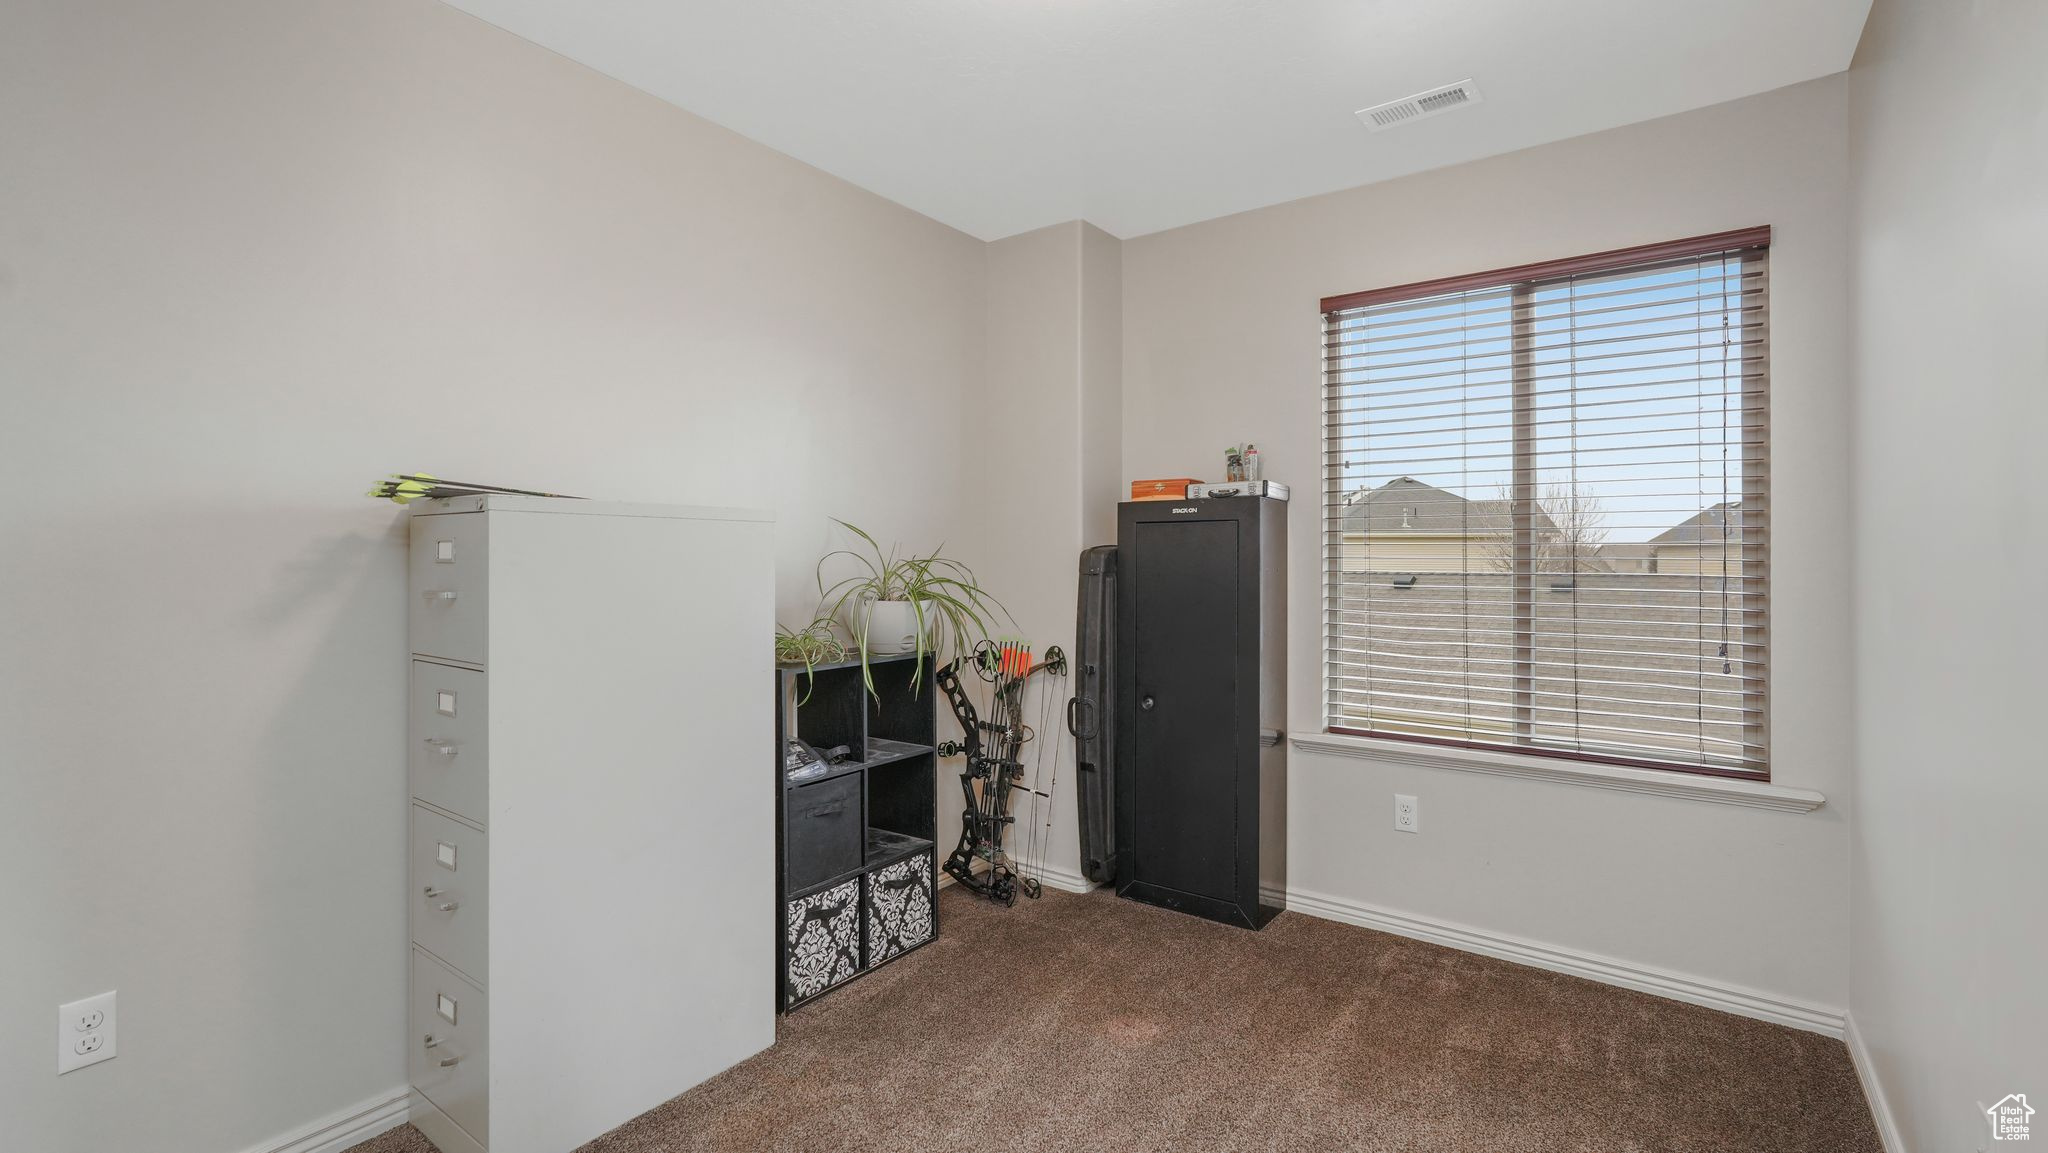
{"left": 774, "top": 616, "right": 847, "bottom": 704}
{"left": 814, "top": 519, "right": 1013, "bottom": 700}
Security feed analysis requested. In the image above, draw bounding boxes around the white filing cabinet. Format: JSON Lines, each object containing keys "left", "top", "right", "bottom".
{"left": 406, "top": 496, "right": 775, "bottom": 1153}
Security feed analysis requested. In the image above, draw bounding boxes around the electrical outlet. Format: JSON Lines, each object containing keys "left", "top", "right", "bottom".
{"left": 58, "top": 991, "right": 116, "bottom": 1074}
{"left": 1394, "top": 794, "right": 1420, "bottom": 833}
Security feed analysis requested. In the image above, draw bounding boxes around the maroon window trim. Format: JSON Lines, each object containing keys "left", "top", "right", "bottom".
{"left": 1320, "top": 225, "right": 1772, "bottom": 315}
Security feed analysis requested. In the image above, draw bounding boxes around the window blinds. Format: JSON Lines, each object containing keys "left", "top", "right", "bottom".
{"left": 1320, "top": 229, "right": 1770, "bottom": 777}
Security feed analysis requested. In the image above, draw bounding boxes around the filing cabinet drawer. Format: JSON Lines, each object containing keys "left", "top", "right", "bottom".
{"left": 411, "top": 804, "right": 487, "bottom": 985}
{"left": 411, "top": 948, "right": 488, "bottom": 1148}
{"left": 864, "top": 850, "right": 935, "bottom": 966}
{"left": 410, "top": 661, "right": 487, "bottom": 825}
{"left": 783, "top": 879, "right": 860, "bottom": 1007}
{"left": 409, "top": 512, "right": 487, "bottom": 665}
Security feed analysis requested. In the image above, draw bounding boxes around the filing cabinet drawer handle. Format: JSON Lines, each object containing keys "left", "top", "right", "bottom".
{"left": 421, "top": 589, "right": 459, "bottom": 603}
{"left": 423, "top": 1032, "right": 462, "bottom": 1067}
{"left": 423, "top": 738, "right": 459, "bottom": 757}
{"left": 423, "top": 886, "right": 446, "bottom": 899}
{"left": 437, "top": 901, "right": 460, "bottom": 912}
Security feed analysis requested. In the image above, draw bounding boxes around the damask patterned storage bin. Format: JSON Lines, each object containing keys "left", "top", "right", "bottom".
{"left": 784, "top": 880, "right": 862, "bottom": 1004}
{"left": 864, "top": 850, "right": 936, "bottom": 966}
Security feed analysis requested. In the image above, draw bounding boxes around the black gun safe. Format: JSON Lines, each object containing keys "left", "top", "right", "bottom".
{"left": 1114, "top": 497, "right": 1286, "bottom": 929}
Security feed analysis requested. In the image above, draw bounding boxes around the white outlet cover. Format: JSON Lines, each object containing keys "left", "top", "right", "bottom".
{"left": 1394, "top": 794, "right": 1420, "bottom": 833}
{"left": 58, "top": 991, "right": 116, "bottom": 1074}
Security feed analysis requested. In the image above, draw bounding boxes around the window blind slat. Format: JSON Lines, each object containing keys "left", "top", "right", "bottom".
{"left": 1328, "top": 274, "right": 1769, "bottom": 338}
{"left": 1326, "top": 311, "right": 1768, "bottom": 368}
{"left": 1329, "top": 396, "right": 1773, "bottom": 432}
{"left": 1327, "top": 288, "right": 1769, "bottom": 344}
{"left": 1325, "top": 361, "right": 1766, "bottom": 414}
{"left": 1321, "top": 234, "right": 1770, "bottom": 777}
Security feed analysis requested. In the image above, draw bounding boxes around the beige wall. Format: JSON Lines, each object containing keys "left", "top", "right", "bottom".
{"left": 1848, "top": 0, "right": 2048, "bottom": 1145}
{"left": 1123, "top": 78, "right": 1855, "bottom": 1009}
{"left": 0, "top": 2, "right": 984, "bottom": 1151}
{"left": 961, "top": 222, "right": 1121, "bottom": 890}
{"left": 1080, "top": 224, "right": 1125, "bottom": 552}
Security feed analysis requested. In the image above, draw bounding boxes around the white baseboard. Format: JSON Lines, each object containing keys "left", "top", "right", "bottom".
{"left": 1280, "top": 884, "right": 1847, "bottom": 1037}
{"left": 1844, "top": 1013, "right": 1906, "bottom": 1153}
{"left": 937, "top": 860, "right": 1100, "bottom": 895}
{"left": 1030, "top": 862, "right": 1100, "bottom": 894}
{"left": 234, "top": 1087, "right": 410, "bottom": 1153}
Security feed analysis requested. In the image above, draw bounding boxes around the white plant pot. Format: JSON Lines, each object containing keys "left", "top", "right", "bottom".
{"left": 858, "top": 599, "right": 924, "bottom": 655}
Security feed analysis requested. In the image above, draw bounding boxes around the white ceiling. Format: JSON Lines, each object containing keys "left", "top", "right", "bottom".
{"left": 442, "top": 0, "right": 1873, "bottom": 241}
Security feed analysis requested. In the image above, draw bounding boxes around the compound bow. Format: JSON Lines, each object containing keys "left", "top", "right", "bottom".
{"left": 936, "top": 640, "right": 1069, "bottom": 905}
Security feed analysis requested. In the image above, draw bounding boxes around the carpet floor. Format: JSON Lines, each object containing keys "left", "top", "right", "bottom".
{"left": 353, "top": 885, "right": 1879, "bottom": 1153}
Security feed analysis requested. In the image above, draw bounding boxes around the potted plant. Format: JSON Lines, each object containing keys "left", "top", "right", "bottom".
{"left": 774, "top": 616, "right": 848, "bottom": 704}
{"left": 815, "top": 519, "right": 1008, "bottom": 694}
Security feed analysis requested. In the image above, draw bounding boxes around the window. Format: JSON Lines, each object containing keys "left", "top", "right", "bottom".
{"left": 1320, "top": 228, "right": 1770, "bottom": 777}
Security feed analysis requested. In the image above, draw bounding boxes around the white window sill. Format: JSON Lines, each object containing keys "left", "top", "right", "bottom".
{"left": 1289, "top": 732, "right": 1826, "bottom": 813}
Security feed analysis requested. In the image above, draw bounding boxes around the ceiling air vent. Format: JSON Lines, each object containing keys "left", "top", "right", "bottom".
{"left": 1356, "top": 80, "right": 1483, "bottom": 132}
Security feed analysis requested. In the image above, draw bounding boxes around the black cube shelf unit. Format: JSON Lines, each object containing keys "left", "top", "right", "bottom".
{"left": 775, "top": 654, "right": 938, "bottom": 1010}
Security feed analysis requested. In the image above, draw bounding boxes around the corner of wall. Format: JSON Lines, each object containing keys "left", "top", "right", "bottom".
{"left": 1079, "top": 223, "right": 1124, "bottom": 548}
